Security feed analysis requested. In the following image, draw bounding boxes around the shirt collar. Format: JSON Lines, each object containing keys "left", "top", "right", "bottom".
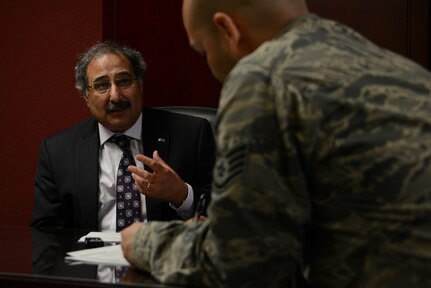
{"left": 99, "top": 112, "right": 142, "bottom": 147}
{"left": 276, "top": 13, "right": 315, "bottom": 40}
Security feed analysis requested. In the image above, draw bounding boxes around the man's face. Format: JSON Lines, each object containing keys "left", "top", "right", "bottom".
{"left": 85, "top": 53, "right": 144, "bottom": 133}
{"left": 182, "top": 0, "right": 237, "bottom": 82}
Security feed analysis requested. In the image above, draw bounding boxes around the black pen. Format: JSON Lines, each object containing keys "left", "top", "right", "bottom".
{"left": 193, "top": 193, "right": 208, "bottom": 222}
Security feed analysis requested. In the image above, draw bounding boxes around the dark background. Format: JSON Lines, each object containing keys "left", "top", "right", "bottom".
{"left": 0, "top": 0, "right": 429, "bottom": 228}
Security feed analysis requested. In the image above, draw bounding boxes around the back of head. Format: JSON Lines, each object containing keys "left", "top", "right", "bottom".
{"left": 74, "top": 41, "right": 147, "bottom": 97}
{"left": 187, "top": 0, "right": 308, "bottom": 34}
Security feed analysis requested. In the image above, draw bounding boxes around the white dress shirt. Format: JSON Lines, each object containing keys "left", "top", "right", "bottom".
{"left": 98, "top": 113, "right": 194, "bottom": 231}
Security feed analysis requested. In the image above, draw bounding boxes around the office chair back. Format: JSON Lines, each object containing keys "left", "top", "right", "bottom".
{"left": 156, "top": 106, "right": 217, "bottom": 129}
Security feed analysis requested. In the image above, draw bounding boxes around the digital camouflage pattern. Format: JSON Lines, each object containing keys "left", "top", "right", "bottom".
{"left": 129, "top": 14, "right": 431, "bottom": 287}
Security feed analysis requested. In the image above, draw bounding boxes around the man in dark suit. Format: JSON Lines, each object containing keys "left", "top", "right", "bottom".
{"left": 30, "top": 41, "right": 215, "bottom": 231}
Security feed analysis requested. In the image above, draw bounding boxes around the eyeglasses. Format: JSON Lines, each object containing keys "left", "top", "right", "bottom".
{"left": 88, "top": 77, "right": 137, "bottom": 94}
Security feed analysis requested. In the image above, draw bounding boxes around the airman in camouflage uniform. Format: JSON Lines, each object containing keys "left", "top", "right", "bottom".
{"left": 121, "top": 0, "right": 431, "bottom": 287}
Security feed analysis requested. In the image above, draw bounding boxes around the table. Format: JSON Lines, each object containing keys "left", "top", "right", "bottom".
{"left": 0, "top": 225, "right": 179, "bottom": 288}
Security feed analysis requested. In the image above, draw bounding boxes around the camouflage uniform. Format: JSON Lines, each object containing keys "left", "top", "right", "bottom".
{"left": 130, "top": 14, "right": 431, "bottom": 287}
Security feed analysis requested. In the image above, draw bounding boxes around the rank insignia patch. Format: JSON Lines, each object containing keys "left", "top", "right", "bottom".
{"left": 213, "top": 144, "right": 247, "bottom": 189}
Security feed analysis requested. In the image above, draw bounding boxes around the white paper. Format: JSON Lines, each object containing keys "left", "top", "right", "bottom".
{"left": 77, "top": 231, "right": 121, "bottom": 243}
{"left": 65, "top": 245, "right": 130, "bottom": 266}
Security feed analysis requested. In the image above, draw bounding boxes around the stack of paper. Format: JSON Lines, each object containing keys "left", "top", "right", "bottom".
{"left": 66, "top": 245, "right": 130, "bottom": 266}
{"left": 77, "top": 231, "right": 121, "bottom": 243}
{"left": 66, "top": 231, "right": 128, "bottom": 266}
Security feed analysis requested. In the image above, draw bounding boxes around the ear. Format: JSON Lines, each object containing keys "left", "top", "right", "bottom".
{"left": 83, "top": 93, "right": 90, "bottom": 106}
{"left": 213, "top": 12, "right": 243, "bottom": 59}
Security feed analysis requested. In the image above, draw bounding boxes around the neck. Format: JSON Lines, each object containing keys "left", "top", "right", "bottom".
{"left": 237, "top": 0, "right": 309, "bottom": 55}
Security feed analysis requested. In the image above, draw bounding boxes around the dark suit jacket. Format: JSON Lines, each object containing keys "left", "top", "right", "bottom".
{"left": 30, "top": 108, "right": 215, "bottom": 230}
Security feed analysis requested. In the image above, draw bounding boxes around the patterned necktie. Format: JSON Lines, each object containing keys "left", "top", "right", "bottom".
{"left": 114, "top": 265, "right": 129, "bottom": 283}
{"left": 109, "top": 135, "right": 142, "bottom": 232}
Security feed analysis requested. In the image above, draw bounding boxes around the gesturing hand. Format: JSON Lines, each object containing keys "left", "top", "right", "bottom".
{"left": 127, "top": 151, "right": 187, "bottom": 207}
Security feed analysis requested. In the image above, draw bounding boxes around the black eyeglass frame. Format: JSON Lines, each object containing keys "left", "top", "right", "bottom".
{"left": 87, "top": 77, "right": 138, "bottom": 94}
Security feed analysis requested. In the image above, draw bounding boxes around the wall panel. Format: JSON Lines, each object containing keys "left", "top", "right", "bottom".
{"left": 0, "top": 0, "right": 103, "bottom": 226}
{"left": 307, "top": 0, "right": 430, "bottom": 69}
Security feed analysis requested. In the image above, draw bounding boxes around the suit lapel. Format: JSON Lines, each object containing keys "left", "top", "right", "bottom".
{"left": 75, "top": 119, "right": 100, "bottom": 229}
{"left": 141, "top": 109, "right": 170, "bottom": 217}
{"left": 141, "top": 109, "right": 170, "bottom": 167}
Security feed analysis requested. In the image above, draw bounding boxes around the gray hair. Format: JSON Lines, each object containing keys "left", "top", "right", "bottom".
{"left": 75, "top": 41, "right": 147, "bottom": 96}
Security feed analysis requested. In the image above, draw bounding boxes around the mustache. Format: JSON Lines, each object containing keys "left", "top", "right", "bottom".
{"left": 105, "top": 101, "right": 131, "bottom": 112}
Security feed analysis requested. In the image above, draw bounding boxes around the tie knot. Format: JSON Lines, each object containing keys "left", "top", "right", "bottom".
{"left": 109, "top": 135, "right": 132, "bottom": 152}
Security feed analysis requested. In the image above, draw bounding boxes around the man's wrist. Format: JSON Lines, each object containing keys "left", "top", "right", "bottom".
{"left": 170, "top": 184, "right": 194, "bottom": 219}
{"left": 172, "top": 182, "right": 188, "bottom": 208}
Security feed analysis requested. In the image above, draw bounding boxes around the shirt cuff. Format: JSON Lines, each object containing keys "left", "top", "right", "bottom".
{"left": 169, "top": 183, "right": 194, "bottom": 219}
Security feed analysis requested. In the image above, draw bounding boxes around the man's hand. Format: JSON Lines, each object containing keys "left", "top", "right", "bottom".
{"left": 185, "top": 215, "right": 207, "bottom": 224}
{"left": 128, "top": 151, "right": 187, "bottom": 207}
{"left": 121, "top": 222, "right": 143, "bottom": 262}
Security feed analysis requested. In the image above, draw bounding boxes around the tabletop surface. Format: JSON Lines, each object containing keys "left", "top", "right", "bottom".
{"left": 0, "top": 225, "right": 180, "bottom": 288}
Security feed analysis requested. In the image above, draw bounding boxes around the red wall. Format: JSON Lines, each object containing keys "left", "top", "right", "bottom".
{"left": 0, "top": 0, "right": 103, "bottom": 226}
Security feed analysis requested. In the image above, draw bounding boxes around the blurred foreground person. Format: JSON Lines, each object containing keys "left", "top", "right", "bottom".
{"left": 122, "top": 0, "right": 431, "bottom": 287}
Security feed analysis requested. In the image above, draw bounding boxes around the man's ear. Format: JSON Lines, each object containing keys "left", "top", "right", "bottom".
{"left": 213, "top": 12, "right": 243, "bottom": 59}
{"left": 83, "top": 93, "right": 90, "bottom": 106}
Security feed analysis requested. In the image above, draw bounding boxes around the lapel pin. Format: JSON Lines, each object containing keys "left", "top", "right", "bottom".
{"left": 157, "top": 138, "right": 166, "bottom": 143}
